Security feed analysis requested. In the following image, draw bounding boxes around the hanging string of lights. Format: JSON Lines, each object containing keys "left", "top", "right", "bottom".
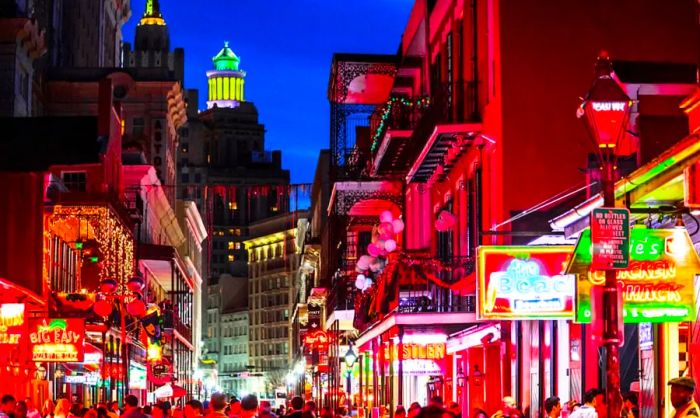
{"left": 370, "top": 96, "right": 431, "bottom": 153}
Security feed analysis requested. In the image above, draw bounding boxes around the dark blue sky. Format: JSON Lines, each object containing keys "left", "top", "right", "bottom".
{"left": 123, "top": 0, "right": 411, "bottom": 184}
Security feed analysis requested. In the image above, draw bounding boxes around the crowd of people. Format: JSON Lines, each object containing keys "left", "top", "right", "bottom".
{"left": 0, "top": 376, "right": 696, "bottom": 418}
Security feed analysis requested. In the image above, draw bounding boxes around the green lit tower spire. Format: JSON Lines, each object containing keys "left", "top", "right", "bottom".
{"left": 207, "top": 41, "right": 246, "bottom": 109}
{"left": 139, "top": 0, "right": 166, "bottom": 25}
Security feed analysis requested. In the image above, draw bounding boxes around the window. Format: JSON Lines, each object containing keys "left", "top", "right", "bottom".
{"left": 228, "top": 241, "right": 235, "bottom": 250}
{"left": 181, "top": 143, "right": 189, "bottom": 154}
{"left": 229, "top": 201, "right": 238, "bottom": 210}
{"left": 195, "top": 173, "right": 202, "bottom": 183}
{"left": 62, "top": 171, "right": 87, "bottom": 192}
{"left": 181, "top": 173, "right": 190, "bottom": 183}
{"left": 228, "top": 254, "right": 235, "bottom": 262}
{"left": 235, "top": 243, "right": 241, "bottom": 250}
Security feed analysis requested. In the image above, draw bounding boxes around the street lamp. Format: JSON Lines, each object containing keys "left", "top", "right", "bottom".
{"left": 344, "top": 343, "right": 357, "bottom": 410}
{"left": 577, "top": 51, "right": 632, "bottom": 418}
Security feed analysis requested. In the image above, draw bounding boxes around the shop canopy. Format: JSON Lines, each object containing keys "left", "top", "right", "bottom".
{"left": 154, "top": 383, "right": 187, "bottom": 398}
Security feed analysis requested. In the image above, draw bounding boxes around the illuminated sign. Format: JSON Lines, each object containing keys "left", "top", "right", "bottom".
{"left": 304, "top": 330, "right": 329, "bottom": 349}
{"left": 393, "top": 359, "right": 443, "bottom": 375}
{"left": 129, "top": 365, "right": 147, "bottom": 390}
{"left": 0, "top": 304, "right": 25, "bottom": 345}
{"left": 477, "top": 246, "right": 575, "bottom": 319}
{"left": 29, "top": 318, "right": 85, "bottom": 362}
{"left": 401, "top": 343, "right": 445, "bottom": 360}
{"left": 570, "top": 228, "right": 698, "bottom": 323}
{"left": 592, "top": 102, "right": 627, "bottom": 112}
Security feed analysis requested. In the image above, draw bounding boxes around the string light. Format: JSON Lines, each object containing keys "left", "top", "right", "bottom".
{"left": 370, "top": 96, "right": 431, "bottom": 153}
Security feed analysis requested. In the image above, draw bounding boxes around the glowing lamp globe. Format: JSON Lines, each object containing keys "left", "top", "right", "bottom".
{"left": 127, "top": 276, "right": 145, "bottom": 292}
{"left": 100, "top": 278, "right": 118, "bottom": 294}
{"left": 93, "top": 300, "right": 113, "bottom": 317}
{"left": 127, "top": 299, "right": 147, "bottom": 318}
{"left": 344, "top": 344, "right": 357, "bottom": 368}
{"left": 578, "top": 53, "right": 632, "bottom": 151}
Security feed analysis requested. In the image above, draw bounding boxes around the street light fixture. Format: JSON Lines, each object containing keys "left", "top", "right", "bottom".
{"left": 577, "top": 51, "right": 633, "bottom": 418}
{"left": 344, "top": 343, "right": 357, "bottom": 410}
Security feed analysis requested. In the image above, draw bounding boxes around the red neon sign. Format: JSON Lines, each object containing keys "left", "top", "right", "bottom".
{"left": 304, "top": 330, "right": 329, "bottom": 348}
{"left": 29, "top": 318, "right": 85, "bottom": 362}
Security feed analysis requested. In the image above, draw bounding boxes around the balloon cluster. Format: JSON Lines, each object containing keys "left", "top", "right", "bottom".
{"left": 435, "top": 210, "right": 457, "bottom": 232}
{"left": 355, "top": 210, "right": 405, "bottom": 291}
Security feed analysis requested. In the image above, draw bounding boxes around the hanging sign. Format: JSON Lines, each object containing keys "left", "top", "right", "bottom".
{"left": 0, "top": 303, "right": 25, "bottom": 345}
{"left": 569, "top": 228, "right": 698, "bottom": 323}
{"left": 591, "top": 207, "right": 630, "bottom": 269}
{"left": 477, "top": 246, "right": 575, "bottom": 319}
{"left": 29, "top": 318, "right": 85, "bottom": 362}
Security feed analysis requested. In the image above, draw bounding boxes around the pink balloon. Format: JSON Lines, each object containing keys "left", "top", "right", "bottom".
{"left": 435, "top": 219, "right": 448, "bottom": 232}
{"left": 379, "top": 210, "right": 394, "bottom": 223}
{"left": 392, "top": 219, "right": 405, "bottom": 234}
{"left": 367, "top": 243, "right": 380, "bottom": 257}
{"left": 357, "top": 256, "right": 370, "bottom": 270}
{"left": 375, "top": 240, "right": 385, "bottom": 250}
{"left": 384, "top": 239, "right": 397, "bottom": 253}
{"left": 378, "top": 222, "right": 394, "bottom": 238}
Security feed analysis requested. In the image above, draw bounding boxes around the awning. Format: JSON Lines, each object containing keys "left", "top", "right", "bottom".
{"left": 154, "top": 383, "right": 187, "bottom": 399}
{"left": 0, "top": 277, "right": 44, "bottom": 307}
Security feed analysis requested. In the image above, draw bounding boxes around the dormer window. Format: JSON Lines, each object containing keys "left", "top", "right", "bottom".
{"left": 61, "top": 171, "right": 87, "bottom": 192}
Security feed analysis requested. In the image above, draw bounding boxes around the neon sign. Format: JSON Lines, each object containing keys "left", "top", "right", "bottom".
{"left": 401, "top": 343, "right": 445, "bottom": 360}
{"left": 592, "top": 102, "right": 627, "bottom": 112}
{"left": 29, "top": 318, "right": 85, "bottom": 362}
{"left": 0, "top": 304, "right": 24, "bottom": 345}
{"left": 570, "top": 228, "right": 698, "bottom": 323}
{"left": 477, "top": 246, "right": 575, "bottom": 319}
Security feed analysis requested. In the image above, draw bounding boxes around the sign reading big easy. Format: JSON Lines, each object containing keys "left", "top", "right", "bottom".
{"left": 29, "top": 318, "right": 85, "bottom": 362}
{"left": 570, "top": 228, "right": 698, "bottom": 323}
{"left": 477, "top": 246, "right": 575, "bottom": 320}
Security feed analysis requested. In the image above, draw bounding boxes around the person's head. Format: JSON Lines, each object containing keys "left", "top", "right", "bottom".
{"left": 544, "top": 397, "right": 561, "bottom": 417}
{"left": 97, "top": 407, "right": 109, "bottom": 418}
{"left": 15, "top": 401, "right": 28, "bottom": 418}
{"left": 259, "top": 401, "right": 273, "bottom": 415}
{"left": 583, "top": 389, "right": 601, "bottom": 406}
{"left": 240, "top": 396, "right": 258, "bottom": 418}
{"left": 669, "top": 377, "right": 696, "bottom": 409}
{"left": 210, "top": 394, "right": 228, "bottom": 413}
{"left": 303, "top": 402, "right": 316, "bottom": 414}
{"left": 429, "top": 397, "right": 443, "bottom": 408}
{"left": 71, "top": 396, "right": 79, "bottom": 404}
{"left": 143, "top": 406, "right": 152, "bottom": 416}
{"left": 622, "top": 393, "right": 637, "bottom": 410}
{"left": 228, "top": 399, "right": 241, "bottom": 417}
{"left": 185, "top": 400, "right": 203, "bottom": 418}
{"left": 152, "top": 406, "right": 166, "bottom": 418}
{"left": 416, "top": 405, "right": 447, "bottom": 418}
{"left": 320, "top": 407, "right": 332, "bottom": 418}
{"left": 502, "top": 397, "right": 516, "bottom": 410}
{"left": 395, "top": 406, "right": 406, "bottom": 418}
{"left": 24, "top": 399, "right": 35, "bottom": 411}
{"left": 290, "top": 397, "right": 304, "bottom": 412}
{"left": 124, "top": 396, "right": 139, "bottom": 410}
{"left": 110, "top": 402, "right": 120, "bottom": 412}
{"left": 446, "top": 403, "right": 459, "bottom": 417}
{"left": 407, "top": 403, "right": 421, "bottom": 418}
{"left": 2, "top": 395, "right": 17, "bottom": 414}
{"left": 69, "top": 403, "right": 82, "bottom": 417}
{"left": 55, "top": 399, "right": 72, "bottom": 416}
{"left": 84, "top": 410, "right": 98, "bottom": 418}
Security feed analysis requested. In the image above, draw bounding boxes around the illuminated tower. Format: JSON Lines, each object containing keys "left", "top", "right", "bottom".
{"left": 135, "top": 0, "right": 169, "bottom": 52}
{"left": 206, "top": 42, "right": 246, "bottom": 109}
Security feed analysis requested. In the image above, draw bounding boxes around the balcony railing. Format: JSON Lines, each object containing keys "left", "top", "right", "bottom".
{"left": 370, "top": 97, "right": 428, "bottom": 154}
{"left": 411, "top": 81, "right": 480, "bottom": 146}
{"left": 164, "top": 311, "right": 192, "bottom": 342}
{"left": 354, "top": 254, "right": 476, "bottom": 332}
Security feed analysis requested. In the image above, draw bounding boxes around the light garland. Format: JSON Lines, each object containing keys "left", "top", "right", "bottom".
{"left": 48, "top": 206, "right": 135, "bottom": 290}
{"left": 371, "top": 96, "right": 431, "bottom": 153}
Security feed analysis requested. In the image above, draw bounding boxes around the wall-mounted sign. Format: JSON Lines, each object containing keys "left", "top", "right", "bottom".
{"left": 129, "top": 364, "right": 147, "bottom": 390}
{"left": 29, "top": 318, "right": 85, "bottom": 362}
{"left": 591, "top": 208, "right": 630, "bottom": 269}
{"left": 401, "top": 343, "right": 445, "bottom": 360}
{"left": 569, "top": 228, "right": 698, "bottom": 323}
{"left": 65, "top": 373, "right": 100, "bottom": 385}
{"left": 0, "top": 303, "right": 25, "bottom": 345}
{"left": 477, "top": 246, "right": 575, "bottom": 319}
{"left": 392, "top": 359, "right": 443, "bottom": 375}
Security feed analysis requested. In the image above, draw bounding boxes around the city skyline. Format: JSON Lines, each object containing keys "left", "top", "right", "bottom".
{"left": 123, "top": 0, "right": 411, "bottom": 183}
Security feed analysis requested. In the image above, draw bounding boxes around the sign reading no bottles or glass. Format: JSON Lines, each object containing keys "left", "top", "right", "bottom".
{"left": 591, "top": 207, "right": 630, "bottom": 269}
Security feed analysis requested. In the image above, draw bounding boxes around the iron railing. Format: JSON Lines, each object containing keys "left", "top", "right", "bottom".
{"left": 369, "top": 97, "right": 427, "bottom": 154}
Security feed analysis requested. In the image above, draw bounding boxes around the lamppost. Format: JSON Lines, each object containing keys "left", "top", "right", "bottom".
{"left": 344, "top": 343, "right": 357, "bottom": 411}
{"left": 93, "top": 277, "right": 147, "bottom": 400}
{"left": 577, "top": 51, "right": 632, "bottom": 418}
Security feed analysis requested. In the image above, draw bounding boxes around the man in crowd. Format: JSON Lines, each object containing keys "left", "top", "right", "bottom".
{"left": 185, "top": 401, "right": 204, "bottom": 418}
{"left": 285, "top": 397, "right": 304, "bottom": 418}
{"left": 121, "top": 395, "right": 146, "bottom": 418}
{"left": 228, "top": 399, "right": 241, "bottom": 418}
{"left": 0, "top": 395, "right": 16, "bottom": 418}
{"left": 24, "top": 399, "right": 40, "bottom": 418}
{"left": 206, "top": 394, "right": 228, "bottom": 418}
{"left": 621, "top": 393, "right": 638, "bottom": 418}
{"left": 544, "top": 397, "right": 561, "bottom": 418}
{"left": 569, "top": 389, "right": 601, "bottom": 418}
{"left": 668, "top": 377, "right": 699, "bottom": 418}
{"left": 240, "top": 396, "right": 258, "bottom": 418}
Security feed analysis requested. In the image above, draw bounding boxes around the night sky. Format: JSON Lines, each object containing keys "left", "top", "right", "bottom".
{"left": 123, "top": 0, "right": 411, "bottom": 184}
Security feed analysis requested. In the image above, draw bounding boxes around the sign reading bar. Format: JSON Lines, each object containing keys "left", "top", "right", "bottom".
{"left": 591, "top": 207, "right": 630, "bottom": 269}
{"left": 477, "top": 246, "right": 575, "bottom": 320}
{"left": 29, "top": 318, "right": 85, "bottom": 362}
{"left": 570, "top": 228, "right": 698, "bottom": 323}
